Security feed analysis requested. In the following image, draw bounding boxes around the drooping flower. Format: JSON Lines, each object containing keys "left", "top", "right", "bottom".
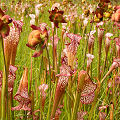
{"left": 48, "top": 7, "right": 66, "bottom": 28}
{"left": 94, "top": 1, "right": 110, "bottom": 22}
{"left": 0, "top": 8, "right": 12, "bottom": 37}
{"left": 11, "top": 67, "right": 31, "bottom": 111}
{"left": 95, "top": 7, "right": 104, "bottom": 21}
{"left": 27, "top": 30, "right": 42, "bottom": 48}
{"left": 26, "top": 23, "right": 48, "bottom": 57}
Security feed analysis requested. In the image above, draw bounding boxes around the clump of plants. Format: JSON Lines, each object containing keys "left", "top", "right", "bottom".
{"left": 0, "top": 0, "right": 120, "bottom": 120}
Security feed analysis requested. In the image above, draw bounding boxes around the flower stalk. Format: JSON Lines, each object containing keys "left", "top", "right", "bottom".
{"left": 52, "top": 25, "right": 56, "bottom": 83}
{"left": 97, "top": 28, "right": 104, "bottom": 81}
{"left": 0, "top": 34, "right": 9, "bottom": 120}
{"left": 103, "top": 33, "right": 113, "bottom": 73}
{"left": 89, "top": 79, "right": 100, "bottom": 120}
{"left": 45, "top": 45, "right": 52, "bottom": 95}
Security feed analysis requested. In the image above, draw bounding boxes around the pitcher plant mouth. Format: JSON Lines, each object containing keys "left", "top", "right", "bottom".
{"left": 11, "top": 68, "right": 31, "bottom": 111}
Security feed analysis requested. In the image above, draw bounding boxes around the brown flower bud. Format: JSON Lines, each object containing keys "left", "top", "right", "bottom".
{"left": 28, "top": 30, "right": 42, "bottom": 47}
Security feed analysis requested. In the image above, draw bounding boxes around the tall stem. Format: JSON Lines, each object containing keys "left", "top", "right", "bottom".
{"left": 72, "top": 92, "right": 81, "bottom": 120}
{"left": 98, "top": 43, "right": 101, "bottom": 81}
{"left": 89, "top": 81, "right": 100, "bottom": 120}
{"left": 0, "top": 35, "right": 9, "bottom": 120}
{"left": 11, "top": 92, "right": 14, "bottom": 120}
{"left": 103, "top": 53, "right": 107, "bottom": 74}
{"left": 29, "top": 54, "right": 32, "bottom": 94}
{"left": 67, "top": 76, "right": 73, "bottom": 118}
{"left": 53, "top": 26, "right": 55, "bottom": 82}
{"left": 45, "top": 45, "right": 51, "bottom": 95}
{"left": 82, "top": 37, "right": 88, "bottom": 70}
{"left": 98, "top": 28, "right": 104, "bottom": 81}
{"left": 82, "top": 19, "right": 94, "bottom": 69}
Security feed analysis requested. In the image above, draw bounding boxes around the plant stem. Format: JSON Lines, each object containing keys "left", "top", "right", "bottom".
{"left": 82, "top": 36, "right": 88, "bottom": 70}
{"left": 46, "top": 90, "right": 52, "bottom": 120}
{"left": 23, "top": 111, "right": 27, "bottom": 120}
{"left": 89, "top": 81, "right": 100, "bottom": 120}
{"left": 90, "top": 46, "right": 94, "bottom": 78}
{"left": 82, "top": 19, "right": 94, "bottom": 69}
{"left": 98, "top": 43, "right": 101, "bottom": 81}
{"left": 97, "top": 28, "right": 104, "bottom": 81}
{"left": 71, "top": 92, "right": 81, "bottom": 120}
{"left": 45, "top": 45, "right": 51, "bottom": 96}
{"left": 103, "top": 53, "right": 107, "bottom": 74}
{"left": 29, "top": 54, "right": 32, "bottom": 94}
{"left": 11, "top": 92, "right": 14, "bottom": 120}
{"left": 0, "top": 35, "right": 9, "bottom": 120}
{"left": 67, "top": 76, "right": 72, "bottom": 118}
{"left": 53, "top": 26, "right": 55, "bottom": 83}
